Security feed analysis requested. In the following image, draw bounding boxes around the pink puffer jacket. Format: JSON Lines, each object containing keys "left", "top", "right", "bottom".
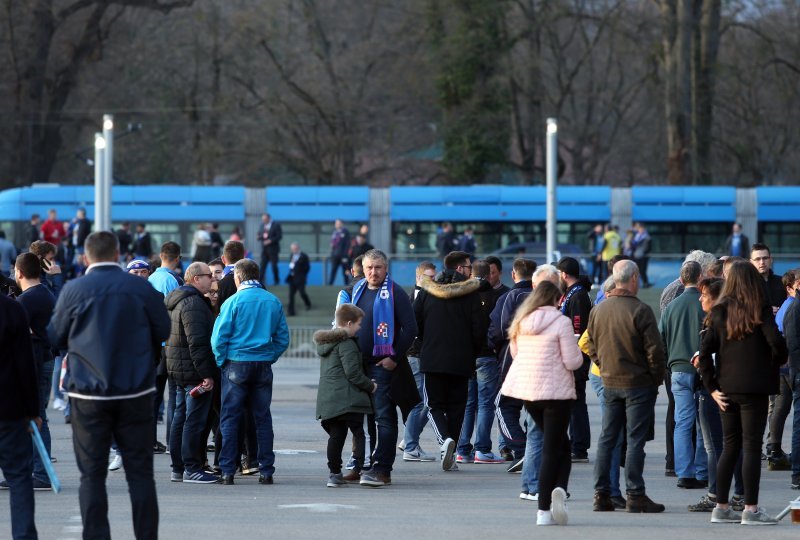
{"left": 501, "top": 306, "right": 583, "bottom": 402}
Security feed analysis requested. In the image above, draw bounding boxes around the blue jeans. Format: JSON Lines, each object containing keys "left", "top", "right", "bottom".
{"left": 0, "top": 419, "right": 37, "bottom": 539}
{"left": 458, "top": 357, "right": 500, "bottom": 455}
{"left": 165, "top": 377, "right": 177, "bottom": 447}
{"left": 792, "top": 370, "right": 800, "bottom": 477}
{"left": 32, "top": 355, "right": 54, "bottom": 484}
{"left": 594, "top": 385, "right": 657, "bottom": 495}
{"left": 170, "top": 384, "right": 213, "bottom": 474}
{"left": 401, "top": 357, "right": 428, "bottom": 453}
{"left": 588, "top": 372, "right": 623, "bottom": 497}
{"left": 219, "top": 362, "right": 275, "bottom": 477}
{"left": 369, "top": 364, "right": 398, "bottom": 474}
{"left": 671, "top": 371, "right": 698, "bottom": 479}
{"left": 520, "top": 410, "right": 542, "bottom": 494}
{"left": 51, "top": 356, "right": 64, "bottom": 402}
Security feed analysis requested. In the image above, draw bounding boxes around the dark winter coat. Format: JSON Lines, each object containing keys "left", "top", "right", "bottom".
{"left": 314, "top": 328, "right": 374, "bottom": 421}
{"left": 784, "top": 299, "right": 800, "bottom": 373}
{"left": 697, "top": 303, "right": 788, "bottom": 395}
{"left": 286, "top": 252, "right": 310, "bottom": 286}
{"left": 414, "top": 270, "right": 484, "bottom": 377}
{"left": 164, "top": 285, "right": 217, "bottom": 386}
{"left": 762, "top": 271, "right": 786, "bottom": 310}
{"left": 488, "top": 280, "right": 533, "bottom": 379}
{"left": 0, "top": 295, "right": 39, "bottom": 421}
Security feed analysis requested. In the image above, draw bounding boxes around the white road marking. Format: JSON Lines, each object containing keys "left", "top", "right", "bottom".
{"left": 278, "top": 503, "right": 360, "bottom": 513}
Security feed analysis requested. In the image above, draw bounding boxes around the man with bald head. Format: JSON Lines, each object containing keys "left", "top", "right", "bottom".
{"left": 584, "top": 260, "right": 666, "bottom": 513}
{"left": 164, "top": 262, "right": 219, "bottom": 484}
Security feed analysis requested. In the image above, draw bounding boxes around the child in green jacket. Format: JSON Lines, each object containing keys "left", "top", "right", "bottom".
{"left": 314, "top": 304, "right": 376, "bottom": 487}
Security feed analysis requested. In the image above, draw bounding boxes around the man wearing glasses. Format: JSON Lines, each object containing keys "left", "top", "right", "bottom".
{"left": 750, "top": 243, "right": 785, "bottom": 313}
{"left": 164, "top": 262, "right": 219, "bottom": 484}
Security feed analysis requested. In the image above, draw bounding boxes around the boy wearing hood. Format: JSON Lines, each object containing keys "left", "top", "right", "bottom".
{"left": 314, "top": 304, "right": 377, "bottom": 487}
{"left": 414, "top": 250, "right": 486, "bottom": 471}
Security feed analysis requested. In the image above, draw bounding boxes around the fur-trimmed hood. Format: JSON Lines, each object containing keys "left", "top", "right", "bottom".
{"left": 419, "top": 273, "right": 481, "bottom": 299}
{"left": 314, "top": 328, "right": 351, "bottom": 357}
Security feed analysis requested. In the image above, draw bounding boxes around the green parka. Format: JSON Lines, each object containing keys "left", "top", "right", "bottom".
{"left": 314, "top": 328, "right": 374, "bottom": 421}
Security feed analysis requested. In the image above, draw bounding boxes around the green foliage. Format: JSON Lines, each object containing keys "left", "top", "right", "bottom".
{"left": 429, "top": 0, "right": 511, "bottom": 181}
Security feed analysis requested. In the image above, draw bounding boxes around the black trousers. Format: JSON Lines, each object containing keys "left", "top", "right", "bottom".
{"left": 526, "top": 400, "right": 573, "bottom": 511}
{"left": 153, "top": 372, "right": 167, "bottom": 444}
{"left": 322, "top": 413, "right": 365, "bottom": 474}
{"left": 634, "top": 256, "right": 650, "bottom": 285}
{"left": 202, "top": 373, "right": 222, "bottom": 466}
{"left": 260, "top": 249, "right": 280, "bottom": 285}
{"left": 716, "top": 393, "right": 769, "bottom": 505}
{"left": 664, "top": 371, "right": 675, "bottom": 470}
{"left": 423, "top": 372, "right": 469, "bottom": 444}
{"left": 288, "top": 281, "right": 311, "bottom": 314}
{"left": 71, "top": 394, "right": 158, "bottom": 540}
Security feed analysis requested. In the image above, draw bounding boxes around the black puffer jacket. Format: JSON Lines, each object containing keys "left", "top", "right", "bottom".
{"left": 414, "top": 270, "right": 485, "bottom": 377}
{"left": 164, "top": 285, "right": 217, "bottom": 386}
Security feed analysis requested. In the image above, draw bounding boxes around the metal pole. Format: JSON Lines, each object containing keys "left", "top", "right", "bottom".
{"left": 94, "top": 134, "right": 106, "bottom": 231}
{"left": 546, "top": 118, "right": 558, "bottom": 263}
{"left": 102, "top": 115, "right": 114, "bottom": 231}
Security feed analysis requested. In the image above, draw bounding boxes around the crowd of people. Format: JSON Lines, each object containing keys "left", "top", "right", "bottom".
{"left": 0, "top": 217, "right": 799, "bottom": 538}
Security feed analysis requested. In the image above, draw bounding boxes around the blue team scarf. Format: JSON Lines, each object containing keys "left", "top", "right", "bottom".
{"left": 560, "top": 284, "right": 584, "bottom": 314}
{"left": 223, "top": 264, "right": 235, "bottom": 277}
{"left": 238, "top": 279, "right": 262, "bottom": 290}
{"left": 351, "top": 275, "right": 395, "bottom": 357}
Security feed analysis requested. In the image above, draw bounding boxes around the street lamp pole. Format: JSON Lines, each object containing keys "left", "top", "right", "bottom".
{"left": 101, "top": 115, "right": 114, "bottom": 231}
{"left": 94, "top": 133, "right": 106, "bottom": 231}
{"left": 546, "top": 118, "right": 558, "bottom": 263}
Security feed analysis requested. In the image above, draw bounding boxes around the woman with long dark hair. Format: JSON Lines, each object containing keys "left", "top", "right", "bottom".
{"left": 501, "top": 281, "right": 583, "bottom": 526}
{"left": 697, "top": 261, "right": 787, "bottom": 525}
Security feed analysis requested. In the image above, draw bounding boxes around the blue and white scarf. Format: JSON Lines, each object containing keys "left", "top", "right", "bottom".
{"left": 351, "top": 275, "right": 395, "bottom": 357}
{"left": 238, "top": 279, "right": 262, "bottom": 291}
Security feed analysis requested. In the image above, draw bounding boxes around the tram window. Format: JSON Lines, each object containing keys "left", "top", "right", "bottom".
{"left": 759, "top": 223, "right": 800, "bottom": 255}
{"left": 282, "top": 223, "right": 318, "bottom": 255}
{"left": 646, "top": 223, "right": 728, "bottom": 255}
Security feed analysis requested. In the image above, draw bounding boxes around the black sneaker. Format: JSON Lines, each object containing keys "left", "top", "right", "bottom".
{"left": 221, "top": 474, "right": 235, "bottom": 485}
{"left": 259, "top": 475, "right": 273, "bottom": 485}
{"left": 677, "top": 477, "right": 706, "bottom": 489}
{"left": 507, "top": 458, "right": 524, "bottom": 474}
{"left": 730, "top": 494, "right": 745, "bottom": 511}
{"left": 0, "top": 480, "right": 8, "bottom": 490}
{"left": 791, "top": 476, "right": 800, "bottom": 489}
{"left": 610, "top": 495, "right": 627, "bottom": 509}
{"left": 664, "top": 468, "right": 677, "bottom": 477}
{"left": 153, "top": 441, "right": 167, "bottom": 454}
{"left": 500, "top": 448, "right": 515, "bottom": 462}
{"left": 32, "top": 478, "right": 52, "bottom": 491}
{"left": 571, "top": 452, "right": 589, "bottom": 463}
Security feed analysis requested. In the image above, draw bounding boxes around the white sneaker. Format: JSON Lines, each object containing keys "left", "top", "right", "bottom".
{"left": 53, "top": 398, "right": 67, "bottom": 411}
{"left": 440, "top": 438, "right": 456, "bottom": 471}
{"left": 403, "top": 447, "right": 436, "bottom": 462}
{"left": 397, "top": 439, "right": 405, "bottom": 451}
{"left": 537, "top": 510, "right": 554, "bottom": 525}
{"left": 108, "top": 454, "right": 123, "bottom": 472}
{"left": 551, "top": 487, "right": 568, "bottom": 525}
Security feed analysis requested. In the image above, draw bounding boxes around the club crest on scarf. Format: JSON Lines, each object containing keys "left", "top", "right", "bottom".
{"left": 351, "top": 275, "right": 396, "bottom": 357}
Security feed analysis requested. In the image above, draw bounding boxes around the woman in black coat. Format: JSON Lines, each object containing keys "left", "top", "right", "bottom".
{"left": 697, "top": 261, "right": 788, "bottom": 525}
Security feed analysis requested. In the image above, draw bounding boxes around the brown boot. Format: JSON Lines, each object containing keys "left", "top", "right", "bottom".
{"left": 626, "top": 493, "right": 665, "bottom": 513}
{"left": 593, "top": 491, "right": 615, "bottom": 511}
{"left": 342, "top": 470, "right": 361, "bottom": 483}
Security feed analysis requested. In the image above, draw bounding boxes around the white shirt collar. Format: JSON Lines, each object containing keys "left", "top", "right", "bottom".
{"left": 86, "top": 262, "right": 122, "bottom": 273}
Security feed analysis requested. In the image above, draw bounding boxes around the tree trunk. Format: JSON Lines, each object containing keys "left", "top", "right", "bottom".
{"left": 693, "top": 0, "right": 721, "bottom": 184}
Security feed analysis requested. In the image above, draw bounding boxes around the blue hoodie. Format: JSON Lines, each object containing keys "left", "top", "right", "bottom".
{"left": 211, "top": 287, "right": 290, "bottom": 366}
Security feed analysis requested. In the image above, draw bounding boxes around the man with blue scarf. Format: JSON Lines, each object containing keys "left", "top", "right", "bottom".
{"left": 351, "top": 249, "right": 417, "bottom": 487}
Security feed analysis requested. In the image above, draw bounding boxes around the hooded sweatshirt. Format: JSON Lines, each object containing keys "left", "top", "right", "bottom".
{"left": 501, "top": 306, "right": 583, "bottom": 402}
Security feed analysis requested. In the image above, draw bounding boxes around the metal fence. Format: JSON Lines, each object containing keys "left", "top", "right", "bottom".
{"left": 283, "top": 325, "right": 323, "bottom": 367}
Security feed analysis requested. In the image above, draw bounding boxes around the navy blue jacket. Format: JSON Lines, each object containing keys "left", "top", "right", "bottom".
{"left": 49, "top": 263, "right": 171, "bottom": 399}
{"left": 0, "top": 295, "right": 39, "bottom": 421}
{"left": 488, "top": 280, "right": 533, "bottom": 379}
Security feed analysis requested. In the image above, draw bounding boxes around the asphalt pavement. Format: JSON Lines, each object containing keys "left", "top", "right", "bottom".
{"left": 6, "top": 361, "right": 798, "bottom": 539}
